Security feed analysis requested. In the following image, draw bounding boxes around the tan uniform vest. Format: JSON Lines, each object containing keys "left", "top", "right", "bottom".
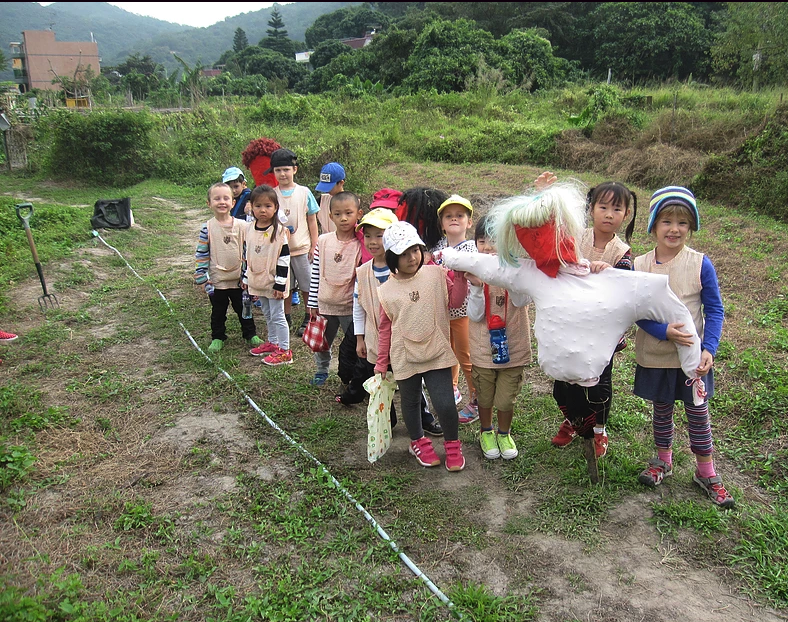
{"left": 317, "top": 232, "right": 361, "bottom": 316}
{"left": 579, "top": 228, "right": 630, "bottom": 266}
{"left": 356, "top": 262, "right": 383, "bottom": 362}
{"left": 378, "top": 265, "right": 458, "bottom": 380}
{"left": 276, "top": 185, "right": 311, "bottom": 256}
{"left": 635, "top": 246, "right": 705, "bottom": 368}
{"left": 207, "top": 217, "right": 243, "bottom": 289}
{"left": 244, "top": 223, "right": 288, "bottom": 297}
{"left": 468, "top": 285, "right": 532, "bottom": 369}
{"left": 317, "top": 193, "right": 336, "bottom": 234}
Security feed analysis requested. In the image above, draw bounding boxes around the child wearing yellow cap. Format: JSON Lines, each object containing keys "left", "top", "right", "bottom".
{"left": 431, "top": 195, "right": 478, "bottom": 423}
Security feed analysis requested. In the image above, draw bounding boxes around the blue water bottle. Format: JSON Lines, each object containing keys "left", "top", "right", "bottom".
{"left": 488, "top": 315, "right": 510, "bottom": 365}
{"left": 242, "top": 291, "right": 253, "bottom": 319}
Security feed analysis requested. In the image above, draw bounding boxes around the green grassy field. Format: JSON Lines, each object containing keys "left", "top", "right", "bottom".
{"left": 0, "top": 155, "right": 787, "bottom": 620}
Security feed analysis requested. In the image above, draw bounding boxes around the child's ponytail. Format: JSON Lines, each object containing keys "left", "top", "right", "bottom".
{"left": 623, "top": 192, "right": 637, "bottom": 244}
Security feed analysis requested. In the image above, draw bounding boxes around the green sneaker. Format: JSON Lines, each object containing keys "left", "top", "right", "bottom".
{"left": 480, "top": 430, "right": 501, "bottom": 459}
{"left": 497, "top": 433, "right": 518, "bottom": 460}
{"left": 207, "top": 339, "right": 224, "bottom": 353}
{"left": 248, "top": 335, "right": 263, "bottom": 347}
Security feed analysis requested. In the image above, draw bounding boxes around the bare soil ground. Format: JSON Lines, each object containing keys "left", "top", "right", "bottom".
{"left": 2, "top": 172, "right": 787, "bottom": 621}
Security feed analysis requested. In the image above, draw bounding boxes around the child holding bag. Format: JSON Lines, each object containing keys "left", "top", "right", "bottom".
{"left": 375, "top": 222, "right": 468, "bottom": 471}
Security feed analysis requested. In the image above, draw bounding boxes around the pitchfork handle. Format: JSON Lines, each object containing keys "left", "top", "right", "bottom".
{"left": 15, "top": 203, "right": 48, "bottom": 294}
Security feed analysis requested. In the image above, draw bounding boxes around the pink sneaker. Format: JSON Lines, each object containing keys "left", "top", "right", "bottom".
{"left": 250, "top": 341, "right": 279, "bottom": 356}
{"left": 409, "top": 436, "right": 440, "bottom": 467}
{"left": 444, "top": 440, "right": 465, "bottom": 472}
{"left": 263, "top": 349, "right": 292, "bottom": 366}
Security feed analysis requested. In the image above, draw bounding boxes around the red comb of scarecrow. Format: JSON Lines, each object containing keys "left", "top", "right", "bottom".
{"left": 241, "top": 138, "right": 282, "bottom": 188}
{"left": 514, "top": 220, "right": 577, "bottom": 278}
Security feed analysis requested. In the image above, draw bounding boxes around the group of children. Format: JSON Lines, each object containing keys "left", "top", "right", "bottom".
{"left": 193, "top": 151, "right": 734, "bottom": 508}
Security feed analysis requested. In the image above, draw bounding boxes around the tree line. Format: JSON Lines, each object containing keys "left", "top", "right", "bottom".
{"left": 25, "top": 2, "right": 786, "bottom": 105}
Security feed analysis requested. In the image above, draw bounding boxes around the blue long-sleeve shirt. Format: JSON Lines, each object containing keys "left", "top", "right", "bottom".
{"left": 231, "top": 188, "right": 252, "bottom": 220}
{"left": 636, "top": 255, "right": 724, "bottom": 356}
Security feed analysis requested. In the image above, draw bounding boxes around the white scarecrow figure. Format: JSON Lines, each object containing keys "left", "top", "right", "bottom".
{"left": 438, "top": 183, "right": 706, "bottom": 403}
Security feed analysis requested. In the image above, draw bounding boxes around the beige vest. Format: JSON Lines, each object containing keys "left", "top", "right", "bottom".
{"left": 207, "top": 217, "right": 244, "bottom": 289}
{"left": 635, "top": 246, "right": 705, "bottom": 368}
{"left": 245, "top": 223, "right": 288, "bottom": 297}
{"left": 276, "top": 185, "right": 311, "bottom": 256}
{"left": 580, "top": 228, "right": 630, "bottom": 266}
{"left": 378, "top": 265, "right": 458, "bottom": 380}
{"left": 317, "top": 232, "right": 362, "bottom": 316}
{"left": 468, "top": 285, "right": 532, "bottom": 369}
{"left": 317, "top": 193, "right": 336, "bottom": 234}
{"left": 356, "top": 261, "right": 383, "bottom": 362}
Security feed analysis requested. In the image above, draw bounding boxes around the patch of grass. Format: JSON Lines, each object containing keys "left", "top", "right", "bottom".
{"left": 0, "top": 443, "right": 36, "bottom": 491}
{"left": 439, "top": 581, "right": 540, "bottom": 621}
{"left": 651, "top": 499, "right": 731, "bottom": 538}
{"left": 731, "top": 505, "right": 788, "bottom": 606}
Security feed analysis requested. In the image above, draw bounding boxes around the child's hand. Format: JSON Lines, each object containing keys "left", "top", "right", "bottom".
{"left": 466, "top": 272, "right": 483, "bottom": 287}
{"left": 589, "top": 261, "right": 611, "bottom": 273}
{"left": 696, "top": 350, "right": 714, "bottom": 376}
{"left": 356, "top": 336, "right": 367, "bottom": 360}
{"left": 534, "top": 171, "right": 557, "bottom": 191}
{"left": 308, "top": 307, "right": 318, "bottom": 319}
{"left": 272, "top": 291, "right": 284, "bottom": 300}
{"left": 666, "top": 322, "right": 695, "bottom": 347}
{"left": 244, "top": 201, "right": 251, "bottom": 215}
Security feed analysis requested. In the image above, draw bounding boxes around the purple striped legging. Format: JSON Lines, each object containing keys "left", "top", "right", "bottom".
{"left": 652, "top": 401, "right": 713, "bottom": 456}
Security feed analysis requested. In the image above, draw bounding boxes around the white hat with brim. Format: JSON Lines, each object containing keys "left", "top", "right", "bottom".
{"left": 383, "top": 221, "right": 425, "bottom": 255}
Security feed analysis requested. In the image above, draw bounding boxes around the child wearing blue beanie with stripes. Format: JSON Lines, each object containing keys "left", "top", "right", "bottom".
{"left": 633, "top": 186, "right": 733, "bottom": 508}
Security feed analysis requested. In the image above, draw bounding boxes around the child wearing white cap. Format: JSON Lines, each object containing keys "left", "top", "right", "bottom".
{"left": 374, "top": 221, "right": 468, "bottom": 471}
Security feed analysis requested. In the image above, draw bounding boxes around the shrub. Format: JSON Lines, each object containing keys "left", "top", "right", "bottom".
{"left": 37, "top": 109, "right": 155, "bottom": 187}
{"left": 694, "top": 104, "right": 788, "bottom": 220}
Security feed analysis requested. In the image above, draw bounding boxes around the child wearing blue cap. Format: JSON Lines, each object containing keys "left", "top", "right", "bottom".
{"left": 633, "top": 186, "right": 733, "bottom": 508}
{"left": 315, "top": 162, "right": 346, "bottom": 235}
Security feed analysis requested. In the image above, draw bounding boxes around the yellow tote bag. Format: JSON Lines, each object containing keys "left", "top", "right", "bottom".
{"left": 363, "top": 372, "right": 396, "bottom": 463}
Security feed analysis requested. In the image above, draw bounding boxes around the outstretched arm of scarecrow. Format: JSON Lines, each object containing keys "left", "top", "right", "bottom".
{"left": 440, "top": 248, "right": 535, "bottom": 295}
{"left": 632, "top": 273, "right": 703, "bottom": 379}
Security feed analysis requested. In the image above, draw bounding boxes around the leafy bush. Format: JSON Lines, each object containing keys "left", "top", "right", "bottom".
{"left": 245, "top": 94, "right": 319, "bottom": 124}
{"left": 36, "top": 109, "right": 156, "bottom": 186}
{"left": 694, "top": 105, "right": 788, "bottom": 221}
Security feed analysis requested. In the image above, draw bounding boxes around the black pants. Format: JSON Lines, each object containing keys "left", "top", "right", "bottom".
{"left": 552, "top": 357, "right": 614, "bottom": 439}
{"left": 210, "top": 287, "right": 256, "bottom": 341}
{"left": 338, "top": 324, "right": 360, "bottom": 385}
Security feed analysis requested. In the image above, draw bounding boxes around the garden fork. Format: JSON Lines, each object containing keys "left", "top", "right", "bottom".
{"left": 15, "top": 202, "right": 59, "bottom": 313}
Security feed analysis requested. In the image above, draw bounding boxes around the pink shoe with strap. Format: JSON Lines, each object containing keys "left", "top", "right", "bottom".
{"left": 444, "top": 440, "right": 465, "bottom": 472}
{"left": 409, "top": 437, "right": 440, "bottom": 467}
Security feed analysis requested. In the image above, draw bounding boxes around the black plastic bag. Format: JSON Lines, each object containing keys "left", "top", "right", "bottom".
{"left": 91, "top": 198, "right": 133, "bottom": 230}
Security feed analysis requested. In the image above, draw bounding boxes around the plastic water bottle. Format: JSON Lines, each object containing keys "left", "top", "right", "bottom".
{"left": 242, "top": 291, "right": 253, "bottom": 319}
{"left": 488, "top": 314, "right": 510, "bottom": 364}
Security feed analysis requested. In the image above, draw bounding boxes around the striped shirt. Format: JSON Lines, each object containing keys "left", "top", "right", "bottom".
{"left": 353, "top": 262, "right": 390, "bottom": 334}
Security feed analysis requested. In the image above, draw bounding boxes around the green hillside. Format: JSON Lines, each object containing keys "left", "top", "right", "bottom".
{"left": 0, "top": 1, "right": 359, "bottom": 80}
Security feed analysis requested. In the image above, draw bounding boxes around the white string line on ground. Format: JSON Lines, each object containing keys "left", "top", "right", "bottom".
{"left": 92, "top": 231, "right": 459, "bottom": 614}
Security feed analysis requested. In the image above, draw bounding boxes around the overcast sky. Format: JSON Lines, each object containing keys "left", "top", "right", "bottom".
{"left": 38, "top": 2, "right": 293, "bottom": 28}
